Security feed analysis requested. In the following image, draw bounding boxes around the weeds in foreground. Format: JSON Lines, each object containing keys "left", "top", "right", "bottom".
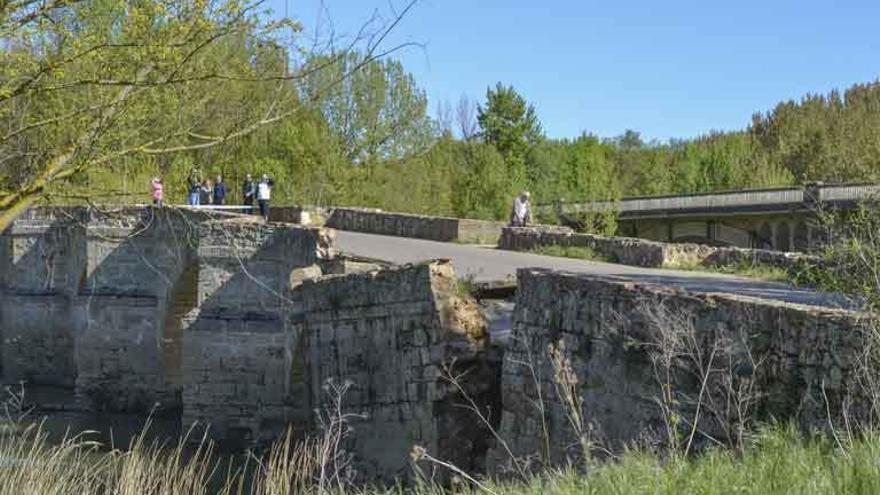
{"left": 456, "top": 274, "right": 478, "bottom": 299}
{"left": 5, "top": 421, "right": 880, "bottom": 494}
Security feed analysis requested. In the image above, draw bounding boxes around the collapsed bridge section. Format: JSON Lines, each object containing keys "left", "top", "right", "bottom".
{"left": 0, "top": 206, "right": 873, "bottom": 482}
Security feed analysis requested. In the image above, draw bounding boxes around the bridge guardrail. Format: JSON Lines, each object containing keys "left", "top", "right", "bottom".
{"left": 546, "top": 183, "right": 880, "bottom": 218}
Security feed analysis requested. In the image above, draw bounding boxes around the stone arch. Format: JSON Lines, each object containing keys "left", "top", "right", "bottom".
{"left": 776, "top": 221, "right": 791, "bottom": 252}
{"left": 757, "top": 222, "right": 773, "bottom": 249}
{"left": 793, "top": 221, "right": 809, "bottom": 252}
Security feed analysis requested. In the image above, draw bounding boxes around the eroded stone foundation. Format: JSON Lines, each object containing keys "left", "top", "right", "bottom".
{"left": 292, "top": 261, "right": 498, "bottom": 482}
{"left": 490, "top": 268, "right": 869, "bottom": 470}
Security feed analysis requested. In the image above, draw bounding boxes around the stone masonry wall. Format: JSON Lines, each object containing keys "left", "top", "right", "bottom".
{"left": 75, "top": 208, "right": 195, "bottom": 412}
{"left": 491, "top": 268, "right": 868, "bottom": 469}
{"left": 324, "top": 207, "right": 503, "bottom": 244}
{"left": 325, "top": 208, "right": 460, "bottom": 241}
{"left": 1, "top": 207, "right": 203, "bottom": 411}
{"left": 181, "top": 219, "right": 333, "bottom": 444}
{"left": 1, "top": 208, "right": 87, "bottom": 387}
{"left": 498, "top": 226, "right": 818, "bottom": 272}
{"left": 291, "top": 261, "right": 497, "bottom": 483}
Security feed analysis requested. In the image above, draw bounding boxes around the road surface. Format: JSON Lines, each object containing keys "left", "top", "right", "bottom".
{"left": 334, "top": 230, "right": 854, "bottom": 310}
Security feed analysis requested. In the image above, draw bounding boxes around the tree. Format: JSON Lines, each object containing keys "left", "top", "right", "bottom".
{"left": 751, "top": 82, "right": 880, "bottom": 183}
{"left": 611, "top": 129, "right": 645, "bottom": 150}
{"left": 476, "top": 82, "right": 543, "bottom": 183}
{"left": 456, "top": 94, "right": 478, "bottom": 141}
{"left": 0, "top": 0, "right": 300, "bottom": 227}
{"left": 451, "top": 141, "right": 514, "bottom": 220}
{"left": 301, "top": 51, "right": 433, "bottom": 164}
{"left": 0, "top": 0, "right": 416, "bottom": 230}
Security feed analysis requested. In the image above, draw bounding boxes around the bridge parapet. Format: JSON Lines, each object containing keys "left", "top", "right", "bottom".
{"left": 543, "top": 183, "right": 880, "bottom": 220}
{"left": 539, "top": 183, "right": 880, "bottom": 250}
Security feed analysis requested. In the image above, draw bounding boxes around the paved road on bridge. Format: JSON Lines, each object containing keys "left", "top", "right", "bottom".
{"left": 334, "top": 230, "right": 854, "bottom": 310}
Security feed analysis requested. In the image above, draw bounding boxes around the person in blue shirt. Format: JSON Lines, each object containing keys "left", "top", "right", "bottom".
{"left": 213, "top": 175, "right": 227, "bottom": 205}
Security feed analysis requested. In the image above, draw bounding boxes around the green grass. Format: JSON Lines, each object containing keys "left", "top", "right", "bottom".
{"left": 481, "top": 428, "right": 880, "bottom": 494}
{"left": 528, "top": 244, "right": 608, "bottom": 262}
{"left": 457, "top": 275, "right": 478, "bottom": 299}
{"left": 666, "top": 260, "right": 793, "bottom": 283}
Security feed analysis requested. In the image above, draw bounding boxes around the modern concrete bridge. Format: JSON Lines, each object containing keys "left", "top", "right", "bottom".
{"left": 539, "top": 182, "right": 880, "bottom": 251}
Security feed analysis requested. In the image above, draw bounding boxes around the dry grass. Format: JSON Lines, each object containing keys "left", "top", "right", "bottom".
{"left": 6, "top": 419, "right": 880, "bottom": 494}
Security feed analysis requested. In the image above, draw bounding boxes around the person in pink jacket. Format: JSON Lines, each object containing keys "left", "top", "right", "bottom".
{"left": 151, "top": 177, "right": 164, "bottom": 207}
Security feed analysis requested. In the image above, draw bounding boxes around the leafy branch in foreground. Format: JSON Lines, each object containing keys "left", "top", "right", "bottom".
{"left": 0, "top": 0, "right": 419, "bottom": 231}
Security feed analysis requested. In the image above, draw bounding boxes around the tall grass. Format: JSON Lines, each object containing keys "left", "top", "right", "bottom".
{"left": 3, "top": 422, "right": 880, "bottom": 494}
{"left": 486, "top": 426, "right": 880, "bottom": 495}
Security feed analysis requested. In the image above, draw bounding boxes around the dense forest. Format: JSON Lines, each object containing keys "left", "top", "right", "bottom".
{"left": 4, "top": 0, "right": 880, "bottom": 227}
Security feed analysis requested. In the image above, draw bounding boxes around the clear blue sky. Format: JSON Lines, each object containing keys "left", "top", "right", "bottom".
{"left": 271, "top": 0, "right": 880, "bottom": 142}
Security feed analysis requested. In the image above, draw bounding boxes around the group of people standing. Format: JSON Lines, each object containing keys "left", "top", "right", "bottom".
{"left": 186, "top": 169, "right": 228, "bottom": 207}
{"left": 148, "top": 169, "right": 274, "bottom": 220}
{"left": 151, "top": 170, "right": 527, "bottom": 226}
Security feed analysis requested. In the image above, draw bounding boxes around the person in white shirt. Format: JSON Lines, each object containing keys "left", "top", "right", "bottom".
{"left": 257, "top": 174, "right": 274, "bottom": 220}
{"left": 510, "top": 191, "right": 532, "bottom": 227}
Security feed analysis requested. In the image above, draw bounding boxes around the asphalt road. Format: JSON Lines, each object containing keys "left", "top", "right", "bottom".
{"left": 334, "top": 230, "right": 854, "bottom": 310}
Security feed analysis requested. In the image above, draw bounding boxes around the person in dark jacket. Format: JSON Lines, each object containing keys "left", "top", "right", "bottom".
{"left": 213, "top": 175, "right": 227, "bottom": 205}
{"left": 242, "top": 174, "right": 256, "bottom": 213}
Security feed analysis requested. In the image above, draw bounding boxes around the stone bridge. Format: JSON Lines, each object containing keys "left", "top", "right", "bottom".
{"left": 539, "top": 183, "right": 880, "bottom": 250}
{"left": 0, "top": 206, "right": 871, "bottom": 482}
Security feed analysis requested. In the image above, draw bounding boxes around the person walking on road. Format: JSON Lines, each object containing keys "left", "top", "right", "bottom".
{"left": 257, "top": 174, "right": 274, "bottom": 220}
{"left": 151, "top": 177, "right": 164, "bottom": 208}
{"left": 242, "top": 174, "right": 256, "bottom": 213}
{"left": 509, "top": 191, "right": 532, "bottom": 227}
{"left": 213, "top": 175, "right": 227, "bottom": 205}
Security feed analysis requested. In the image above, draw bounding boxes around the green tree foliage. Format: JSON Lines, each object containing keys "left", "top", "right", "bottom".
{"left": 477, "top": 83, "right": 543, "bottom": 184}
{"left": 301, "top": 52, "right": 433, "bottom": 164}
{"left": 0, "top": 0, "right": 308, "bottom": 227}
{"left": 7, "top": 1, "right": 880, "bottom": 233}
{"left": 752, "top": 82, "right": 880, "bottom": 182}
{"left": 524, "top": 135, "right": 619, "bottom": 232}
{"left": 339, "top": 136, "right": 515, "bottom": 221}
{"left": 608, "top": 130, "right": 793, "bottom": 198}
